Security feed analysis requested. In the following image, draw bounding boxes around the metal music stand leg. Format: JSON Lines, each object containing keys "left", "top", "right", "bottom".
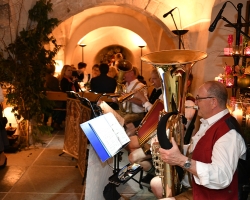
{"left": 113, "top": 151, "right": 123, "bottom": 173}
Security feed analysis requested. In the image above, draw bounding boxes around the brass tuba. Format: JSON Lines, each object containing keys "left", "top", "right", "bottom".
{"left": 116, "top": 59, "right": 133, "bottom": 94}
{"left": 115, "top": 59, "right": 133, "bottom": 113}
{"left": 141, "top": 49, "right": 207, "bottom": 198}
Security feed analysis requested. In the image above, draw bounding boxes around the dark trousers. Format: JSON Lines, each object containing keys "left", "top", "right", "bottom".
{"left": 0, "top": 129, "right": 9, "bottom": 152}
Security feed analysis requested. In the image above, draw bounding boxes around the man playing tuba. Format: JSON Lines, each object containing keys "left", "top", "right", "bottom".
{"left": 112, "top": 60, "right": 148, "bottom": 126}
{"left": 152, "top": 81, "right": 247, "bottom": 200}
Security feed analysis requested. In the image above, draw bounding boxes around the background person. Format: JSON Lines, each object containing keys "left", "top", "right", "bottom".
{"left": 45, "top": 64, "right": 61, "bottom": 91}
{"left": 90, "top": 63, "right": 117, "bottom": 93}
{"left": 44, "top": 64, "right": 65, "bottom": 130}
{"left": 73, "top": 62, "right": 87, "bottom": 82}
{"left": 59, "top": 65, "right": 80, "bottom": 92}
{"left": 91, "top": 64, "right": 101, "bottom": 79}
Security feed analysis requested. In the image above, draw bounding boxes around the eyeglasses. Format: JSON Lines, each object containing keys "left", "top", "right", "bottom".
{"left": 195, "top": 95, "right": 215, "bottom": 101}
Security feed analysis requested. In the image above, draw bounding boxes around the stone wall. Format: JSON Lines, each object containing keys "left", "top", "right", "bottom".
{"left": 1, "top": 0, "right": 248, "bottom": 95}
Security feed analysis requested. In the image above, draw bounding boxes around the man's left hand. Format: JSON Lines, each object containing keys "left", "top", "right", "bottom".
{"left": 159, "top": 137, "right": 186, "bottom": 166}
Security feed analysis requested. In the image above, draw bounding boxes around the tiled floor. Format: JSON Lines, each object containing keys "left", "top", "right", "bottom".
{"left": 0, "top": 130, "right": 156, "bottom": 200}
{"left": 1, "top": 130, "right": 249, "bottom": 200}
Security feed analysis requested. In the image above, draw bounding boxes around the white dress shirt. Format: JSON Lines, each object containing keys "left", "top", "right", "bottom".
{"left": 143, "top": 87, "right": 162, "bottom": 112}
{"left": 123, "top": 79, "right": 147, "bottom": 113}
{"left": 190, "top": 109, "right": 246, "bottom": 189}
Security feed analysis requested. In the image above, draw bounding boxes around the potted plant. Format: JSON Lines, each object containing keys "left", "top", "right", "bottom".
{"left": 0, "top": 0, "right": 61, "bottom": 147}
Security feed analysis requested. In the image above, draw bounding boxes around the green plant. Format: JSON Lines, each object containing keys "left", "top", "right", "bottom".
{"left": 0, "top": 0, "right": 61, "bottom": 145}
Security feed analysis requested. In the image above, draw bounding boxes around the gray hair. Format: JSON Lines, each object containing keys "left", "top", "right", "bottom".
{"left": 204, "top": 81, "right": 228, "bottom": 108}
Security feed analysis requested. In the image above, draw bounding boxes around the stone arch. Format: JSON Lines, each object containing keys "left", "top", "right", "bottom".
{"left": 52, "top": 4, "right": 176, "bottom": 82}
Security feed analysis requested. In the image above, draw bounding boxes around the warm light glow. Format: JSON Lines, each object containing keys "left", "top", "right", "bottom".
{"left": 3, "top": 107, "right": 22, "bottom": 127}
{"left": 55, "top": 60, "right": 63, "bottom": 73}
{"left": 245, "top": 48, "right": 250, "bottom": 55}
{"left": 225, "top": 76, "right": 234, "bottom": 87}
{"left": 132, "top": 34, "right": 146, "bottom": 47}
{"left": 77, "top": 27, "right": 147, "bottom": 50}
{"left": 78, "top": 37, "right": 86, "bottom": 45}
{"left": 232, "top": 106, "right": 243, "bottom": 125}
{"left": 183, "top": 19, "right": 211, "bottom": 29}
{"left": 214, "top": 76, "right": 223, "bottom": 83}
{"left": 246, "top": 114, "right": 250, "bottom": 128}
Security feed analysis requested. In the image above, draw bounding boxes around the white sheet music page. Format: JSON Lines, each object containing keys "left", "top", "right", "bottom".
{"left": 88, "top": 113, "right": 128, "bottom": 156}
{"left": 97, "top": 100, "right": 125, "bottom": 126}
{"left": 103, "top": 112, "right": 130, "bottom": 146}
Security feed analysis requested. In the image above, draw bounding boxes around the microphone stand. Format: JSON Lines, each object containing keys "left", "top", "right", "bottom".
{"left": 220, "top": 3, "right": 249, "bottom": 97}
{"left": 169, "top": 12, "right": 186, "bottom": 49}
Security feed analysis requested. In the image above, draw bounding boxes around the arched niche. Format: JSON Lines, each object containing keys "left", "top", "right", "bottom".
{"left": 94, "top": 45, "right": 134, "bottom": 65}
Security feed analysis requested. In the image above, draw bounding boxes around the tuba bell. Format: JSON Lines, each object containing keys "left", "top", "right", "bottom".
{"left": 115, "top": 59, "right": 133, "bottom": 113}
{"left": 116, "top": 59, "right": 133, "bottom": 94}
{"left": 141, "top": 49, "right": 207, "bottom": 198}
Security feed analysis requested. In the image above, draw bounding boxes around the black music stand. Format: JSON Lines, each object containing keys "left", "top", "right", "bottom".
{"left": 74, "top": 91, "right": 144, "bottom": 199}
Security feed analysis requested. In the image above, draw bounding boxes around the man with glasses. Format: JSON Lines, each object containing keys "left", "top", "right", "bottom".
{"left": 152, "top": 81, "right": 248, "bottom": 200}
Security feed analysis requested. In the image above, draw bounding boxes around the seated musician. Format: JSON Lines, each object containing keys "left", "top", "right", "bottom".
{"left": 112, "top": 62, "right": 147, "bottom": 126}
{"left": 151, "top": 81, "right": 248, "bottom": 200}
{"left": 127, "top": 73, "right": 196, "bottom": 187}
{"left": 125, "top": 68, "right": 163, "bottom": 184}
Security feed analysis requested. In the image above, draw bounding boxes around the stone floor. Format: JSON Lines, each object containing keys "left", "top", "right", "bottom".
{"left": 1, "top": 130, "right": 249, "bottom": 200}
{"left": 0, "top": 130, "right": 156, "bottom": 200}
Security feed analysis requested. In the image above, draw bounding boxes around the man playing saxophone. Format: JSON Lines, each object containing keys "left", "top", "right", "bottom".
{"left": 152, "top": 81, "right": 247, "bottom": 200}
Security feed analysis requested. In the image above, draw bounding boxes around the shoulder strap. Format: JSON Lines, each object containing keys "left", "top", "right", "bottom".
{"left": 130, "top": 81, "right": 140, "bottom": 91}
{"left": 127, "top": 81, "right": 141, "bottom": 113}
{"left": 184, "top": 109, "right": 198, "bottom": 144}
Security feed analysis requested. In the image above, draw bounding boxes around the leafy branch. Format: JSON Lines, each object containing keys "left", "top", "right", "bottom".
{"left": 0, "top": 0, "right": 61, "bottom": 123}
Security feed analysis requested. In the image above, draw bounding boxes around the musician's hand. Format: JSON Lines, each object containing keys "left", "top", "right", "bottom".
{"left": 159, "top": 137, "right": 186, "bottom": 167}
{"left": 111, "top": 97, "right": 117, "bottom": 102}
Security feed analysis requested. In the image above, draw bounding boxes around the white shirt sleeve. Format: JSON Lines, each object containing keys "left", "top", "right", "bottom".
{"left": 0, "top": 86, "right": 4, "bottom": 103}
{"left": 193, "top": 129, "right": 246, "bottom": 189}
{"left": 142, "top": 94, "right": 163, "bottom": 112}
{"left": 142, "top": 101, "right": 152, "bottom": 112}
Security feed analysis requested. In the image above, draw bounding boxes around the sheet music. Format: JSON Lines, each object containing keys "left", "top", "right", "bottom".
{"left": 88, "top": 113, "right": 129, "bottom": 156}
{"left": 98, "top": 101, "right": 124, "bottom": 126}
{"left": 103, "top": 112, "right": 130, "bottom": 146}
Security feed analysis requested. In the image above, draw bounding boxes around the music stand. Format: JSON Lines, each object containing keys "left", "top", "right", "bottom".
{"left": 76, "top": 92, "right": 143, "bottom": 199}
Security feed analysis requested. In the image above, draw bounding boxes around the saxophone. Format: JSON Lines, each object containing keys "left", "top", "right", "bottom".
{"left": 141, "top": 49, "right": 207, "bottom": 198}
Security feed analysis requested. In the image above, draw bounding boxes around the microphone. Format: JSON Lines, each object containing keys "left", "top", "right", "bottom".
{"left": 209, "top": 2, "right": 227, "bottom": 32}
{"left": 163, "top": 7, "right": 177, "bottom": 18}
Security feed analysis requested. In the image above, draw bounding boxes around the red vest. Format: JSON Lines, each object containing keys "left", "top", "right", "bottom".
{"left": 192, "top": 113, "right": 238, "bottom": 200}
